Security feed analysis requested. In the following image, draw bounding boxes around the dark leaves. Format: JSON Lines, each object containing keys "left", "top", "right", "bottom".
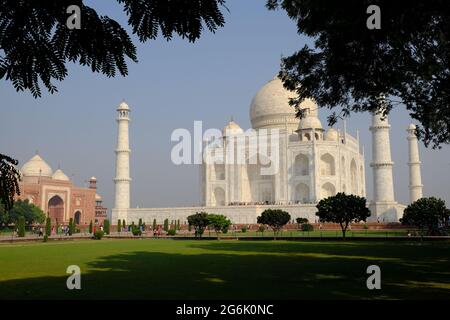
{"left": 0, "top": 154, "right": 21, "bottom": 212}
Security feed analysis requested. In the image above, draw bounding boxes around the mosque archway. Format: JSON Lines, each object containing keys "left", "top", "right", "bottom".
{"left": 74, "top": 211, "right": 81, "bottom": 225}
{"left": 350, "top": 159, "right": 358, "bottom": 195}
{"left": 321, "top": 183, "right": 336, "bottom": 199}
{"left": 295, "top": 183, "right": 310, "bottom": 203}
{"left": 320, "top": 153, "right": 335, "bottom": 176}
{"left": 48, "top": 195, "right": 64, "bottom": 224}
{"left": 294, "top": 154, "right": 309, "bottom": 176}
{"left": 214, "top": 164, "right": 225, "bottom": 180}
{"left": 213, "top": 187, "right": 225, "bottom": 206}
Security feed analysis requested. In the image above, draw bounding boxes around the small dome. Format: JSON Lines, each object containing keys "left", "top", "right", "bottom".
{"left": 118, "top": 101, "right": 130, "bottom": 110}
{"left": 250, "top": 76, "right": 317, "bottom": 131}
{"left": 325, "top": 128, "right": 338, "bottom": 141}
{"left": 52, "top": 169, "right": 70, "bottom": 181}
{"left": 95, "top": 194, "right": 102, "bottom": 201}
{"left": 21, "top": 154, "right": 53, "bottom": 178}
{"left": 298, "top": 115, "right": 323, "bottom": 130}
{"left": 89, "top": 176, "right": 97, "bottom": 181}
{"left": 222, "top": 120, "right": 243, "bottom": 136}
{"left": 407, "top": 123, "right": 416, "bottom": 130}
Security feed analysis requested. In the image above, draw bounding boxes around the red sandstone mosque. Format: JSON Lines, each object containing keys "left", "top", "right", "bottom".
{"left": 16, "top": 153, "right": 107, "bottom": 225}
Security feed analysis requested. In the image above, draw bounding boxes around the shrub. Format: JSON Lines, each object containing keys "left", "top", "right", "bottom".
{"left": 122, "top": 219, "right": 126, "bottom": 230}
{"left": 93, "top": 230, "right": 104, "bottom": 240}
{"left": 258, "top": 225, "right": 266, "bottom": 233}
{"left": 104, "top": 219, "right": 110, "bottom": 235}
{"left": 45, "top": 217, "right": 51, "bottom": 236}
{"left": 301, "top": 223, "right": 314, "bottom": 231}
{"left": 163, "top": 218, "right": 169, "bottom": 232}
{"left": 17, "top": 216, "right": 25, "bottom": 237}
{"left": 167, "top": 229, "right": 176, "bottom": 236}
{"left": 363, "top": 223, "right": 369, "bottom": 230}
{"left": 117, "top": 219, "right": 121, "bottom": 232}
{"left": 68, "top": 218, "right": 75, "bottom": 235}
{"left": 241, "top": 227, "right": 247, "bottom": 233}
{"left": 152, "top": 219, "right": 157, "bottom": 231}
{"left": 43, "top": 234, "right": 48, "bottom": 242}
{"left": 89, "top": 220, "right": 93, "bottom": 234}
{"left": 132, "top": 228, "right": 142, "bottom": 236}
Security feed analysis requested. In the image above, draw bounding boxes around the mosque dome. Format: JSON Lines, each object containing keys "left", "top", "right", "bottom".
{"left": 298, "top": 115, "right": 323, "bottom": 131}
{"left": 249, "top": 76, "right": 317, "bottom": 130}
{"left": 52, "top": 169, "right": 70, "bottom": 181}
{"left": 222, "top": 120, "right": 244, "bottom": 136}
{"left": 325, "top": 128, "right": 339, "bottom": 141}
{"left": 95, "top": 194, "right": 102, "bottom": 201}
{"left": 118, "top": 101, "right": 129, "bottom": 110}
{"left": 21, "top": 154, "right": 53, "bottom": 177}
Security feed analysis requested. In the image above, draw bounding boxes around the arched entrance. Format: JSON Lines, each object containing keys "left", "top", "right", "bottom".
{"left": 74, "top": 211, "right": 81, "bottom": 225}
{"left": 48, "top": 195, "right": 64, "bottom": 224}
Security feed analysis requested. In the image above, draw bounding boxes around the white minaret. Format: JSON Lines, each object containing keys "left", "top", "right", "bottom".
{"left": 112, "top": 101, "right": 131, "bottom": 221}
{"left": 370, "top": 113, "right": 395, "bottom": 202}
{"left": 407, "top": 123, "right": 423, "bottom": 203}
{"left": 369, "top": 112, "right": 399, "bottom": 222}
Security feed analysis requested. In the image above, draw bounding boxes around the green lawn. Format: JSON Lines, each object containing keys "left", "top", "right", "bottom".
{"left": 0, "top": 239, "right": 449, "bottom": 299}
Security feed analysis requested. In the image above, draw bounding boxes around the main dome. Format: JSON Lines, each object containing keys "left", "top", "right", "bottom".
{"left": 249, "top": 77, "right": 317, "bottom": 131}
{"left": 21, "top": 154, "right": 53, "bottom": 177}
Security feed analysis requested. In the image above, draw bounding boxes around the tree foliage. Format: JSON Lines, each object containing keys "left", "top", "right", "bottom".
{"left": 104, "top": 219, "right": 110, "bottom": 235}
{"left": 316, "top": 193, "right": 370, "bottom": 238}
{"left": 401, "top": 197, "right": 450, "bottom": 236}
{"left": 0, "top": 199, "right": 45, "bottom": 226}
{"left": 257, "top": 209, "right": 291, "bottom": 238}
{"left": 17, "top": 216, "right": 25, "bottom": 237}
{"left": 187, "top": 212, "right": 210, "bottom": 238}
{"left": 207, "top": 213, "right": 231, "bottom": 238}
{"left": 0, "top": 0, "right": 227, "bottom": 97}
{"left": 268, "top": 0, "right": 450, "bottom": 148}
{"left": 0, "top": 154, "right": 21, "bottom": 212}
{"left": 45, "top": 217, "right": 51, "bottom": 237}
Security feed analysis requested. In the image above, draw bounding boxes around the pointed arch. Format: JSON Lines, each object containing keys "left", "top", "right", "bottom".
{"left": 320, "top": 153, "right": 335, "bottom": 176}
{"left": 321, "top": 182, "right": 336, "bottom": 199}
{"left": 350, "top": 159, "right": 358, "bottom": 195}
{"left": 294, "top": 154, "right": 309, "bottom": 176}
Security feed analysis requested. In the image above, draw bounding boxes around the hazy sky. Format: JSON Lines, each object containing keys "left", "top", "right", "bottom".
{"left": 1, "top": 1, "right": 449, "bottom": 211}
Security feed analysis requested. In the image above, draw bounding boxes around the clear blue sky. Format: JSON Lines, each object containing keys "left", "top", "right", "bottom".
{"left": 1, "top": 0, "right": 449, "bottom": 211}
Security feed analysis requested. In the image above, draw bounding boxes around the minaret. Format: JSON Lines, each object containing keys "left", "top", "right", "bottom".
{"left": 113, "top": 101, "right": 131, "bottom": 213}
{"left": 407, "top": 123, "right": 423, "bottom": 203}
{"left": 369, "top": 112, "right": 399, "bottom": 222}
{"left": 370, "top": 112, "right": 395, "bottom": 202}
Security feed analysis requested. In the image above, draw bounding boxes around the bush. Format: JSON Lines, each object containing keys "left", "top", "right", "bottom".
{"left": 363, "top": 223, "right": 369, "bottom": 230}
{"left": 163, "top": 218, "right": 169, "bottom": 232}
{"left": 68, "top": 218, "right": 75, "bottom": 235}
{"left": 167, "top": 229, "right": 176, "bottom": 236}
{"left": 258, "top": 225, "right": 266, "bottom": 233}
{"left": 104, "top": 219, "right": 110, "bottom": 235}
{"left": 17, "top": 216, "right": 25, "bottom": 237}
{"left": 45, "top": 217, "right": 51, "bottom": 236}
{"left": 43, "top": 234, "right": 48, "bottom": 242}
{"left": 301, "top": 223, "right": 314, "bottom": 231}
{"left": 93, "top": 230, "right": 104, "bottom": 240}
{"left": 132, "top": 228, "right": 142, "bottom": 236}
{"left": 241, "top": 227, "right": 247, "bottom": 233}
{"left": 89, "top": 220, "right": 93, "bottom": 234}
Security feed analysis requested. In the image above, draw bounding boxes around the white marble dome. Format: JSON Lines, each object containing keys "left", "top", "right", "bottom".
{"left": 298, "top": 115, "right": 323, "bottom": 130}
{"left": 250, "top": 76, "right": 317, "bottom": 131}
{"left": 21, "top": 154, "right": 53, "bottom": 177}
{"left": 223, "top": 120, "right": 244, "bottom": 136}
{"left": 52, "top": 169, "right": 70, "bottom": 181}
{"left": 325, "top": 128, "right": 339, "bottom": 141}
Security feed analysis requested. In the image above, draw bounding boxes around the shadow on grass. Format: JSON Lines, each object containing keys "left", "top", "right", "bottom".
{"left": 0, "top": 241, "right": 449, "bottom": 300}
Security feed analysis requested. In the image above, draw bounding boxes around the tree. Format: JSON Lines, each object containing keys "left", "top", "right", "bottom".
{"left": 257, "top": 209, "right": 291, "bottom": 239}
{"left": 89, "top": 220, "right": 93, "bottom": 234}
{"left": 68, "top": 218, "right": 74, "bottom": 235}
{"left": 163, "top": 218, "right": 169, "bottom": 232}
{"left": 138, "top": 218, "right": 142, "bottom": 229}
{"left": 0, "top": 154, "right": 21, "bottom": 212}
{"left": 401, "top": 197, "right": 450, "bottom": 236}
{"left": 267, "top": 0, "right": 450, "bottom": 148}
{"left": 316, "top": 193, "right": 370, "bottom": 238}
{"left": 0, "top": 0, "right": 227, "bottom": 98}
{"left": 117, "top": 219, "right": 121, "bottom": 232}
{"left": 177, "top": 219, "right": 181, "bottom": 230}
{"left": 17, "top": 216, "right": 25, "bottom": 237}
{"left": 45, "top": 217, "right": 51, "bottom": 237}
{"left": 152, "top": 218, "right": 157, "bottom": 231}
{"left": 295, "top": 217, "right": 308, "bottom": 228}
{"left": 0, "top": 199, "right": 46, "bottom": 226}
{"left": 122, "top": 219, "right": 126, "bottom": 230}
{"left": 104, "top": 219, "right": 110, "bottom": 235}
{"left": 207, "top": 214, "right": 231, "bottom": 239}
{"left": 187, "top": 212, "right": 210, "bottom": 238}
{"left": 0, "top": 0, "right": 227, "bottom": 219}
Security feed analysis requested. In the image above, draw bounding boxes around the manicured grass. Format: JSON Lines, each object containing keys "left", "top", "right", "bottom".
{"left": 0, "top": 239, "right": 449, "bottom": 299}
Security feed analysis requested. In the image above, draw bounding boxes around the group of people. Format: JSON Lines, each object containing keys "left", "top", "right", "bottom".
{"left": 227, "top": 200, "right": 317, "bottom": 206}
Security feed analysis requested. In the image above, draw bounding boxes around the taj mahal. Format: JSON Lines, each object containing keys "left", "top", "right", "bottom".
{"left": 111, "top": 76, "right": 424, "bottom": 225}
